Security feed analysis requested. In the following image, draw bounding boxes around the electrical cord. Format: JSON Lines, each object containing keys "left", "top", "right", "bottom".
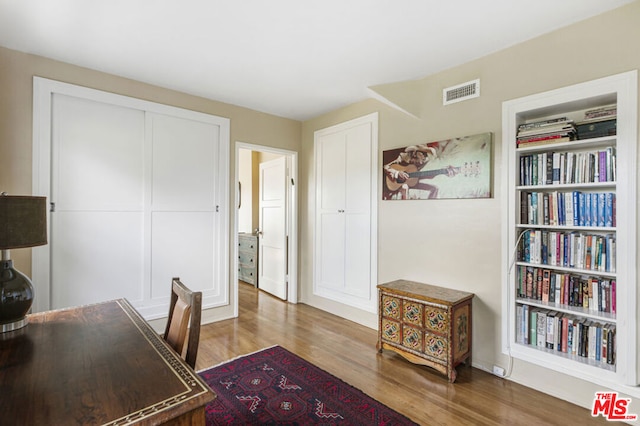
{"left": 501, "top": 228, "right": 533, "bottom": 378}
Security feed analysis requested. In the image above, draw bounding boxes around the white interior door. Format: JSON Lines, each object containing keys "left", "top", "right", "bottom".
{"left": 258, "top": 156, "right": 287, "bottom": 300}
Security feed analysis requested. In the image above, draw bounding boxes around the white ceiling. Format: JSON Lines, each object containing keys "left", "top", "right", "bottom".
{"left": 0, "top": 0, "right": 635, "bottom": 121}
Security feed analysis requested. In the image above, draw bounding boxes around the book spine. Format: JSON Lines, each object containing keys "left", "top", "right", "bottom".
{"left": 546, "top": 313, "right": 555, "bottom": 349}
{"left": 611, "top": 280, "right": 616, "bottom": 314}
{"left": 537, "top": 311, "right": 547, "bottom": 348}
{"left": 530, "top": 310, "right": 537, "bottom": 347}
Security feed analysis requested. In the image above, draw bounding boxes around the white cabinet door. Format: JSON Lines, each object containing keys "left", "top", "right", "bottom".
{"left": 316, "top": 131, "right": 347, "bottom": 291}
{"left": 343, "top": 121, "right": 373, "bottom": 298}
{"left": 314, "top": 113, "right": 377, "bottom": 312}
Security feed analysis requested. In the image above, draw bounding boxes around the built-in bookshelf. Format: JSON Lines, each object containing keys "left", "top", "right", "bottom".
{"left": 502, "top": 71, "right": 638, "bottom": 390}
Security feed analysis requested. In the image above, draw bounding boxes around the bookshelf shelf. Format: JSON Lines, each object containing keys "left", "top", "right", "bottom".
{"left": 502, "top": 71, "right": 637, "bottom": 389}
{"left": 516, "top": 182, "right": 616, "bottom": 191}
{"left": 516, "top": 224, "right": 615, "bottom": 232}
{"left": 515, "top": 261, "right": 617, "bottom": 279}
{"left": 516, "top": 297, "right": 616, "bottom": 322}
{"left": 515, "top": 342, "right": 617, "bottom": 372}
{"left": 516, "top": 135, "right": 616, "bottom": 153}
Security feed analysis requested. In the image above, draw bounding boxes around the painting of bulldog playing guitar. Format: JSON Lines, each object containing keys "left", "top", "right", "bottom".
{"left": 383, "top": 133, "right": 491, "bottom": 200}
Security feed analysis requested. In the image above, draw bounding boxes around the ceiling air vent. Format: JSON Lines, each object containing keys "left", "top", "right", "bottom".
{"left": 443, "top": 79, "right": 480, "bottom": 105}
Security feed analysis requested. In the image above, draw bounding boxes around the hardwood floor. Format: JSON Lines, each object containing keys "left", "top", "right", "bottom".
{"left": 196, "top": 283, "right": 606, "bottom": 425}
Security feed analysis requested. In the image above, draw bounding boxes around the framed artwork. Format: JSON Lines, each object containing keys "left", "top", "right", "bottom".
{"left": 382, "top": 132, "right": 492, "bottom": 200}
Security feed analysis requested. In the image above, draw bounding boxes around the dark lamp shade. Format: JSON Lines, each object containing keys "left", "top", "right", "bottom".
{"left": 0, "top": 196, "right": 48, "bottom": 250}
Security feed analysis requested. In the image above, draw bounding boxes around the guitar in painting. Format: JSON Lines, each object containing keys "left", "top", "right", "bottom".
{"left": 385, "top": 162, "right": 481, "bottom": 193}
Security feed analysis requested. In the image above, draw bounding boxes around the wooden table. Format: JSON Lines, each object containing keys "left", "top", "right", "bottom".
{"left": 377, "top": 280, "right": 474, "bottom": 382}
{"left": 0, "top": 299, "right": 215, "bottom": 425}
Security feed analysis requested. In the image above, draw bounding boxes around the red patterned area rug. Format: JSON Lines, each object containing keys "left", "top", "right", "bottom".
{"left": 198, "top": 345, "right": 418, "bottom": 425}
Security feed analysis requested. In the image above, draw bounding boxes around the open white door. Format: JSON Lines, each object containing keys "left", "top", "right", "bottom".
{"left": 258, "top": 156, "right": 287, "bottom": 300}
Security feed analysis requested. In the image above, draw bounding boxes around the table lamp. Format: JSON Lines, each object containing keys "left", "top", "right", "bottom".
{"left": 0, "top": 193, "right": 47, "bottom": 333}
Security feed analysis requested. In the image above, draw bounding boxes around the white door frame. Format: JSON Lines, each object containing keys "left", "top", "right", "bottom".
{"left": 234, "top": 142, "right": 298, "bottom": 310}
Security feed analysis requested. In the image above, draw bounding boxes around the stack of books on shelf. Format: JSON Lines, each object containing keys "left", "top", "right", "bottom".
{"left": 517, "top": 117, "right": 577, "bottom": 147}
{"left": 576, "top": 105, "right": 617, "bottom": 140}
{"left": 515, "top": 304, "right": 616, "bottom": 365}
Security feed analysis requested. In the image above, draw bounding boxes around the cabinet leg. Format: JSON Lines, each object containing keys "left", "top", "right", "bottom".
{"left": 449, "top": 368, "right": 457, "bottom": 383}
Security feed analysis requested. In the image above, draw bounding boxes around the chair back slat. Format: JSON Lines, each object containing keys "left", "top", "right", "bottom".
{"left": 163, "top": 277, "right": 202, "bottom": 369}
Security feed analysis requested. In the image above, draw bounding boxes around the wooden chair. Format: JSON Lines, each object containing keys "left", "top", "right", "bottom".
{"left": 163, "top": 277, "right": 202, "bottom": 369}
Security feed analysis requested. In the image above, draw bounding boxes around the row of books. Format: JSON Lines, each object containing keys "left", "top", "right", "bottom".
{"left": 516, "top": 265, "right": 616, "bottom": 314}
{"left": 519, "top": 230, "right": 616, "bottom": 273}
{"left": 517, "top": 117, "right": 577, "bottom": 147}
{"left": 516, "top": 305, "right": 616, "bottom": 365}
{"left": 519, "top": 148, "right": 616, "bottom": 186}
{"left": 520, "top": 191, "right": 615, "bottom": 228}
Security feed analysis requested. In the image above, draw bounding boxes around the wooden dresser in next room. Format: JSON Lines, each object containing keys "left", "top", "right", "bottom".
{"left": 377, "top": 279, "right": 474, "bottom": 382}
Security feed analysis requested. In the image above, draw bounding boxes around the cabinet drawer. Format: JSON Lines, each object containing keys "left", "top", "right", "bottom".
{"left": 424, "top": 332, "right": 448, "bottom": 361}
{"left": 381, "top": 318, "right": 401, "bottom": 344}
{"left": 402, "top": 325, "right": 423, "bottom": 352}
{"left": 238, "top": 251, "right": 256, "bottom": 265}
{"left": 239, "top": 265, "right": 256, "bottom": 284}
{"left": 424, "top": 306, "right": 448, "bottom": 334}
{"left": 381, "top": 294, "right": 401, "bottom": 320}
{"left": 403, "top": 301, "right": 423, "bottom": 327}
{"left": 238, "top": 236, "right": 257, "bottom": 251}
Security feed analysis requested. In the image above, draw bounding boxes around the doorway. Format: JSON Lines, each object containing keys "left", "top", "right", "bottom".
{"left": 234, "top": 143, "right": 298, "bottom": 306}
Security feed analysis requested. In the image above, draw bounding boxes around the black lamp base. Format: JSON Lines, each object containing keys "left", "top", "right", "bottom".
{"left": 0, "top": 259, "right": 34, "bottom": 333}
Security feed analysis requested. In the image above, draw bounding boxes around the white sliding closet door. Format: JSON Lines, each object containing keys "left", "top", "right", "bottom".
{"left": 33, "top": 78, "right": 230, "bottom": 320}
{"left": 149, "top": 114, "right": 220, "bottom": 299}
{"left": 51, "top": 94, "right": 146, "bottom": 308}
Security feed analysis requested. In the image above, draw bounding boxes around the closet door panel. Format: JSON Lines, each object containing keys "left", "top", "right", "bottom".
{"left": 149, "top": 114, "right": 222, "bottom": 305}
{"left": 150, "top": 211, "right": 215, "bottom": 299}
{"left": 317, "top": 213, "right": 345, "bottom": 290}
{"left": 344, "top": 123, "right": 372, "bottom": 213}
{"left": 52, "top": 94, "right": 145, "bottom": 211}
{"left": 151, "top": 115, "right": 219, "bottom": 209}
{"left": 318, "top": 132, "right": 346, "bottom": 211}
{"left": 50, "top": 94, "right": 145, "bottom": 310}
{"left": 344, "top": 212, "right": 370, "bottom": 297}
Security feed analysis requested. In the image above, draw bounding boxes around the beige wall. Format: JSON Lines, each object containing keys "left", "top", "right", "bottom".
{"left": 300, "top": 1, "right": 640, "bottom": 410}
{"left": 0, "top": 45, "right": 301, "bottom": 322}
